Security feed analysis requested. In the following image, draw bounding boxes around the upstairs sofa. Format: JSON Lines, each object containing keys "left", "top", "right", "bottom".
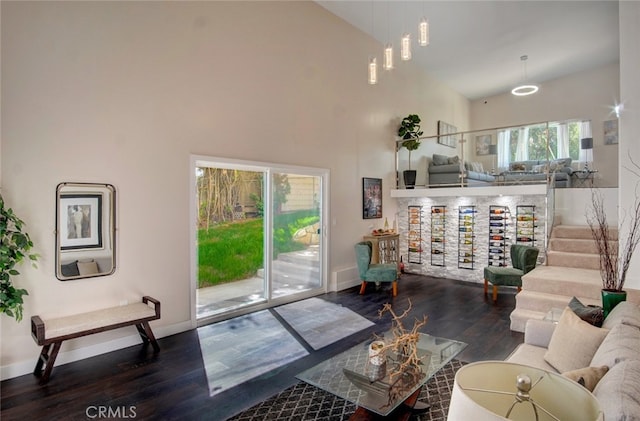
{"left": 507, "top": 300, "right": 640, "bottom": 420}
{"left": 501, "top": 158, "right": 573, "bottom": 188}
{"left": 428, "top": 154, "right": 495, "bottom": 187}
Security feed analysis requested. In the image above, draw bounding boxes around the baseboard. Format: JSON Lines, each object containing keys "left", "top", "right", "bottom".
{"left": 330, "top": 266, "right": 360, "bottom": 292}
{"left": 0, "top": 320, "right": 192, "bottom": 381}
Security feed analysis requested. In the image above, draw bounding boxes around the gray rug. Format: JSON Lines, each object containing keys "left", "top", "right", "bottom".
{"left": 198, "top": 310, "right": 309, "bottom": 396}
{"left": 229, "top": 359, "right": 465, "bottom": 421}
{"left": 274, "top": 298, "right": 376, "bottom": 350}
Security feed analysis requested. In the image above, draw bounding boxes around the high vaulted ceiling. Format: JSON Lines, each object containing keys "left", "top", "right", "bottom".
{"left": 315, "top": 1, "right": 620, "bottom": 100}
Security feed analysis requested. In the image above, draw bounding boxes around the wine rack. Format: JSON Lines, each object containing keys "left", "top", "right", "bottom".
{"left": 408, "top": 206, "right": 422, "bottom": 264}
{"left": 458, "top": 205, "right": 476, "bottom": 269}
{"left": 516, "top": 205, "right": 536, "bottom": 246}
{"left": 431, "top": 205, "right": 446, "bottom": 266}
{"left": 488, "top": 205, "right": 509, "bottom": 267}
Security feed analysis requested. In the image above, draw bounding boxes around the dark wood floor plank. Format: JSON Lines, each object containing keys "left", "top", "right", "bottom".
{"left": 0, "top": 274, "right": 522, "bottom": 420}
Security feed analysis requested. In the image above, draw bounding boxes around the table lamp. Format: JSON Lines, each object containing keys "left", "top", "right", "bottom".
{"left": 581, "top": 137, "right": 593, "bottom": 170}
{"left": 488, "top": 144, "right": 498, "bottom": 174}
{"left": 448, "top": 361, "right": 602, "bottom": 421}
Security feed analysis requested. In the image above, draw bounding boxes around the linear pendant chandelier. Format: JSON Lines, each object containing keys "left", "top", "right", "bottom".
{"left": 368, "top": 2, "right": 430, "bottom": 85}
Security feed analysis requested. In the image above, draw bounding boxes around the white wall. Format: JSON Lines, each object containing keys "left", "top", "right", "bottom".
{"left": 469, "top": 63, "right": 620, "bottom": 188}
{"left": 0, "top": 1, "right": 469, "bottom": 377}
{"left": 619, "top": 1, "right": 640, "bottom": 290}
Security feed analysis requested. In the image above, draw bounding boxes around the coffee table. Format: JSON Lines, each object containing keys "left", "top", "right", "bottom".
{"left": 296, "top": 332, "right": 467, "bottom": 419}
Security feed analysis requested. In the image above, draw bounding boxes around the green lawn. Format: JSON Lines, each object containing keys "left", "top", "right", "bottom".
{"left": 197, "top": 211, "right": 319, "bottom": 288}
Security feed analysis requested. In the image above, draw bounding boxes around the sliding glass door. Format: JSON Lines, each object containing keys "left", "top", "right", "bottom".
{"left": 191, "top": 156, "right": 327, "bottom": 325}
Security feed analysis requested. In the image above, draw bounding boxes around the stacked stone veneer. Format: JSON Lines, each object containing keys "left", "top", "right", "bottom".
{"left": 396, "top": 194, "right": 547, "bottom": 284}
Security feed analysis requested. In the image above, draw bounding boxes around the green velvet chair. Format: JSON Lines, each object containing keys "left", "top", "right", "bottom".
{"left": 484, "top": 244, "right": 539, "bottom": 303}
{"left": 354, "top": 241, "right": 398, "bottom": 296}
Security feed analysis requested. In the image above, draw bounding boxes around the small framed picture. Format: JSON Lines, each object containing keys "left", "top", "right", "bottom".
{"left": 362, "top": 178, "right": 382, "bottom": 219}
{"left": 59, "top": 194, "right": 103, "bottom": 250}
{"left": 475, "top": 135, "right": 491, "bottom": 155}
{"left": 604, "top": 119, "right": 618, "bottom": 145}
{"left": 437, "top": 120, "right": 458, "bottom": 148}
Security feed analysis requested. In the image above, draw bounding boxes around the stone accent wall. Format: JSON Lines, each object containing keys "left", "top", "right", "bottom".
{"left": 397, "top": 194, "right": 547, "bottom": 283}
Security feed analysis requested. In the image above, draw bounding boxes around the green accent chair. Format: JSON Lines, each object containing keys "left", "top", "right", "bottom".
{"left": 484, "top": 244, "right": 539, "bottom": 303}
{"left": 355, "top": 241, "right": 398, "bottom": 296}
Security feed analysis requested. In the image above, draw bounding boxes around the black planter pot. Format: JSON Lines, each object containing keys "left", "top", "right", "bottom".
{"left": 403, "top": 170, "right": 417, "bottom": 189}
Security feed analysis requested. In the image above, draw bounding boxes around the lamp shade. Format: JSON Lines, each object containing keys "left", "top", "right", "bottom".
{"left": 448, "top": 361, "right": 602, "bottom": 421}
{"left": 581, "top": 137, "right": 594, "bottom": 150}
{"left": 488, "top": 145, "right": 498, "bottom": 155}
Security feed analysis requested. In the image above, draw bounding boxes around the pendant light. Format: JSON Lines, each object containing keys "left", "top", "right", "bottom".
{"left": 511, "top": 55, "right": 539, "bottom": 96}
{"left": 367, "top": 1, "right": 378, "bottom": 84}
{"left": 383, "top": 2, "right": 393, "bottom": 70}
{"left": 368, "top": 57, "right": 378, "bottom": 85}
{"left": 418, "top": 18, "right": 429, "bottom": 46}
{"left": 401, "top": 33, "right": 411, "bottom": 61}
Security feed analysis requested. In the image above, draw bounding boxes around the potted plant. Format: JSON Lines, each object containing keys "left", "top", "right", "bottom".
{"left": 587, "top": 174, "right": 640, "bottom": 317}
{"left": 1, "top": 194, "right": 38, "bottom": 322}
{"left": 397, "top": 114, "right": 423, "bottom": 189}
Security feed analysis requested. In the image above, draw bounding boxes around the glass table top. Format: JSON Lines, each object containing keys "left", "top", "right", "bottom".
{"left": 296, "top": 332, "right": 467, "bottom": 416}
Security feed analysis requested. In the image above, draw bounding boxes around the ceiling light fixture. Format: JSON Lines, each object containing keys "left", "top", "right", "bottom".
{"left": 418, "top": 17, "right": 429, "bottom": 46}
{"left": 511, "top": 55, "right": 539, "bottom": 96}
{"left": 367, "top": 1, "right": 378, "bottom": 84}
{"left": 383, "top": 2, "right": 393, "bottom": 70}
{"left": 401, "top": 33, "right": 411, "bottom": 61}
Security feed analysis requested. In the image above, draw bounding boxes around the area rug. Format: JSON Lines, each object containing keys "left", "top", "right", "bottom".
{"left": 198, "top": 310, "right": 309, "bottom": 396}
{"left": 273, "top": 298, "right": 376, "bottom": 350}
{"left": 229, "top": 359, "right": 465, "bottom": 421}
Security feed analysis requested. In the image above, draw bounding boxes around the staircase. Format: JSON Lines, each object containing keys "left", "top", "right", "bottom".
{"left": 509, "top": 225, "right": 611, "bottom": 332}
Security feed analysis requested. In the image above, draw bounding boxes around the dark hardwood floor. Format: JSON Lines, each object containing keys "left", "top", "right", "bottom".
{"left": 0, "top": 274, "right": 523, "bottom": 421}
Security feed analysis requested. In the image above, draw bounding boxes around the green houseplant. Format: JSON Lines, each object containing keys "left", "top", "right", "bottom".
{"left": 1, "top": 194, "right": 38, "bottom": 321}
{"left": 398, "top": 114, "right": 423, "bottom": 189}
{"left": 587, "top": 159, "right": 640, "bottom": 316}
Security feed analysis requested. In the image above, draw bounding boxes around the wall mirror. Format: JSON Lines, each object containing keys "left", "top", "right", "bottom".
{"left": 55, "top": 182, "right": 116, "bottom": 280}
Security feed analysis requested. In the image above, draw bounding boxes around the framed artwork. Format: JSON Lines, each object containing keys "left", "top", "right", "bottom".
{"left": 475, "top": 135, "right": 491, "bottom": 155}
{"left": 437, "top": 120, "right": 457, "bottom": 148}
{"left": 59, "top": 194, "right": 103, "bottom": 250}
{"left": 362, "top": 177, "right": 382, "bottom": 219}
{"left": 604, "top": 119, "right": 618, "bottom": 145}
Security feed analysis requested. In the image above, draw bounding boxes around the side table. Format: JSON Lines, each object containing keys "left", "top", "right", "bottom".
{"left": 572, "top": 169, "right": 598, "bottom": 187}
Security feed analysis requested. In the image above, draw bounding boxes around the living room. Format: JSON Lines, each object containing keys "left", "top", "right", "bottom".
{"left": 1, "top": 1, "right": 639, "bottom": 419}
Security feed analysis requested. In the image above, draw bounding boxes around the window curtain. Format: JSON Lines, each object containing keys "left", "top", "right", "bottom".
{"left": 557, "top": 123, "right": 570, "bottom": 158}
{"left": 515, "top": 127, "right": 529, "bottom": 161}
{"left": 497, "top": 130, "right": 511, "bottom": 170}
{"left": 579, "top": 120, "right": 593, "bottom": 163}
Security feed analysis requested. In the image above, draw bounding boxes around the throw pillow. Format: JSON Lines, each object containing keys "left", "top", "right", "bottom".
{"left": 593, "top": 360, "right": 640, "bottom": 421}
{"left": 77, "top": 260, "right": 99, "bottom": 276}
{"left": 60, "top": 261, "right": 80, "bottom": 277}
{"left": 569, "top": 296, "right": 604, "bottom": 327}
{"left": 432, "top": 154, "right": 449, "bottom": 166}
{"left": 562, "top": 366, "right": 609, "bottom": 391}
{"left": 447, "top": 155, "right": 460, "bottom": 165}
{"left": 602, "top": 301, "right": 640, "bottom": 329}
{"left": 591, "top": 323, "right": 640, "bottom": 368}
{"left": 510, "top": 162, "right": 526, "bottom": 171}
{"left": 544, "top": 307, "right": 609, "bottom": 373}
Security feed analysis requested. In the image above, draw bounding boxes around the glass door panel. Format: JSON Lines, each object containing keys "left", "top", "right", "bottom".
{"left": 271, "top": 172, "right": 322, "bottom": 298}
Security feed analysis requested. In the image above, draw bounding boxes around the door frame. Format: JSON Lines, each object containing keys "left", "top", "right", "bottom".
{"left": 189, "top": 154, "right": 330, "bottom": 328}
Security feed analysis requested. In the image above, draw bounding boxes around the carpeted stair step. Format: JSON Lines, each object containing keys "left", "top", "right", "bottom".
{"left": 551, "top": 224, "right": 618, "bottom": 240}
{"left": 521, "top": 265, "right": 603, "bottom": 300}
{"left": 548, "top": 237, "right": 599, "bottom": 254}
{"left": 510, "top": 308, "right": 547, "bottom": 333}
{"left": 546, "top": 250, "right": 600, "bottom": 270}
{"left": 515, "top": 290, "right": 600, "bottom": 313}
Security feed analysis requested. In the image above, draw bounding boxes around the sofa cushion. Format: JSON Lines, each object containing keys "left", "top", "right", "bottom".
{"left": 544, "top": 307, "right": 609, "bottom": 373}
{"left": 602, "top": 301, "right": 640, "bottom": 329}
{"left": 593, "top": 359, "right": 640, "bottom": 421}
{"left": 447, "top": 155, "right": 459, "bottom": 165}
{"left": 506, "top": 343, "right": 558, "bottom": 372}
{"left": 77, "top": 260, "right": 99, "bottom": 276}
{"left": 569, "top": 296, "right": 604, "bottom": 327}
{"left": 432, "top": 154, "right": 449, "bottom": 166}
{"left": 60, "top": 260, "right": 80, "bottom": 277}
{"left": 562, "top": 366, "right": 609, "bottom": 392}
{"left": 590, "top": 323, "right": 640, "bottom": 368}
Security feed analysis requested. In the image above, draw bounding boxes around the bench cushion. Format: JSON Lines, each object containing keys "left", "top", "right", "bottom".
{"left": 44, "top": 303, "right": 157, "bottom": 340}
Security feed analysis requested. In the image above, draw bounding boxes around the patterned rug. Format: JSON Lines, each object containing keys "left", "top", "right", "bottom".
{"left": 274, "top": 298, "right": 375, "bottom": 350}
{"left": 229, "top": 359, "right": 465, "bottom": 421}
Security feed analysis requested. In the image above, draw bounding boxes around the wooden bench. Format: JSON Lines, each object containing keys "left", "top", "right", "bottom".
{"left": 31, "top": 296, "right": 161, "bottom": 384}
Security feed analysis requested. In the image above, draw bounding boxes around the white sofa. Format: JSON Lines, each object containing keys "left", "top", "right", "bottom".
{"left": 507, "top": 301, "right": 640, "bottom": 420}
